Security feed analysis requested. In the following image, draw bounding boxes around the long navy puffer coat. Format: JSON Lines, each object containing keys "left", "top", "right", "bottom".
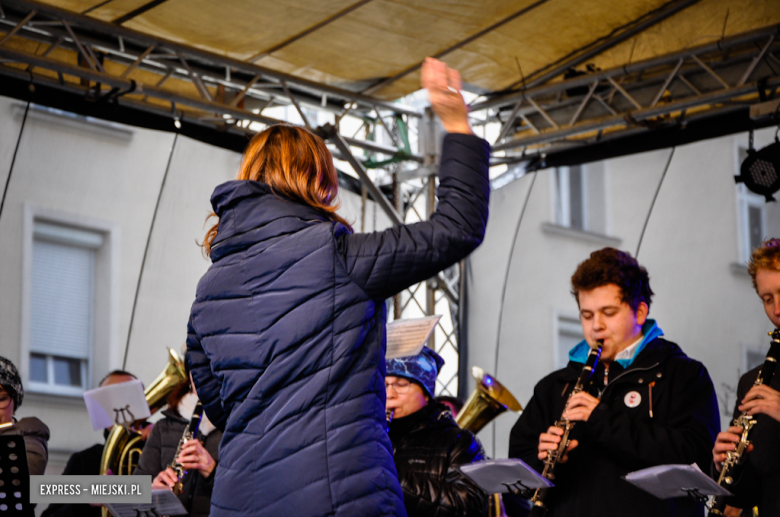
{"left": 187, "top": 133, "right": 490, "bottom": 517}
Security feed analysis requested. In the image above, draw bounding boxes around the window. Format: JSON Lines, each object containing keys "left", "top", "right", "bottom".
{"left": 737, "top": 147, "right": 766, "bottom": 263}
{"left": 556, "top": 315, "right": 584, "bottom": 370}
{"left": 28, "top": 222, "right": 102, "bottom": 394}
{"left": 552, "top": 162, "right": 607, "bottom": 234}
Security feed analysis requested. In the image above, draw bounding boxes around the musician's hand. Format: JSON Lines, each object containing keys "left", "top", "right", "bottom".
{"left": 537, "top": 426, "right": 578, "bottom": 463}
{"left": 421, "top": 57, "right": 472, "bottom": 135}
{"left": 563, "top": 392, "right": 600, "bottom": 422}
{"left": 712, "top": 426, "right": 753, "bottom": 472}
{"left": 152, "top": 467, "right": 177, "bottom": 490}
{"left": 739, "top": 384, "right": 780, "bottom": 422}
{"left": 178, "top": 439, "right": 216, "bottom": 478}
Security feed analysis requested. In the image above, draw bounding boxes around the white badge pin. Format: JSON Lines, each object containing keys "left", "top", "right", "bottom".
{"left": 624, "top": 391, "right": 642, "bottom": 408}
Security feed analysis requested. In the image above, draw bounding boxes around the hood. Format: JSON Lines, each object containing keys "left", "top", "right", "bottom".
{"left": 568, "top": 319, "right": 664, "bottom": 368}
{"left": 208, "top": 180, "right": 331, "bottom": 262}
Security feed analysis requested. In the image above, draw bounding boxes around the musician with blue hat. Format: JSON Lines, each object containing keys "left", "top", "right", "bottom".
{"left": 386, "top": 347, "right": 488, "bottom": 517}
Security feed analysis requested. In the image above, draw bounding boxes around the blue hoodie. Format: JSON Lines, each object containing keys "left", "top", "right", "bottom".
{"left": 567, "top": 319, "right": 664, "bottom": 368}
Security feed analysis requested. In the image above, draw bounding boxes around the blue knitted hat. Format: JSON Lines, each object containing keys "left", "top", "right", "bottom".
{"left": 386, "top": 347, "right": 444, "bottom": 399}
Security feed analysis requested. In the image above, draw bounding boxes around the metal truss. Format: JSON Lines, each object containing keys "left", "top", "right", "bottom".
{"left": 0, "top": 0, "right": 465, "bottom": 392}
{"left": 471, "top": 24, "right": 780, "bottom": 161}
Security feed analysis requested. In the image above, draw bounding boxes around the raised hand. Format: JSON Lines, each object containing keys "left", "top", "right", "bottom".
{"left": 712, "top": 426, "right": 752, "bottom": 472}
{"left": 563, "top": 392, "right": 600, "bottom": 422}
{"left": 177, "top": 438, "right": 216, "bottom": 478}
{"left": 739, "top": 384, "right": 780, "bottom": 422}
{"left": 420, "top": 57, "right": 472, "bottom": 135}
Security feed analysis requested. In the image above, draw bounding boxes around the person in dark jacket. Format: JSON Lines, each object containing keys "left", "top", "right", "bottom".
{"left": 386, "top": 347, "right": 488, "bottom": 517}
{"left": 134, "top": 372, "right": 221, "bottom": 517}
{"left": 0, "top": 356, "right": 49, "bottom": 476}
{"left": 186, "top": 58, "right": 489, "bottom": 517}
{"left": 41, "top": 369, "right": 140, "bottom": 517}
{"left": 712, "top": 238, "right": 780, "bottom": 515}
{"left": 509, "top": 248, "right": 720, "bottom": 517}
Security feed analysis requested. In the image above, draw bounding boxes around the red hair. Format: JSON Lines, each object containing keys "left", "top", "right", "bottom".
{"left": 202, "top": 125, "right": 351, "bottom": 255}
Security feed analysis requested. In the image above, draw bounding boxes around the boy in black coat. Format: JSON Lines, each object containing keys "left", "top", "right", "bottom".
{"left": 712, "top": 238, "right": 780, "bottom": 515}
{"left": 386, "top": 347, "right": 488, "bottom": 517}
{"left": 509, "top": 248, "right": 719, "bottom": 517}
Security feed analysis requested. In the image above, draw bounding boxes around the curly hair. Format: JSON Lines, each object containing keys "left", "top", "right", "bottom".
{"left": 748, "top": 238, "right": 780, "bottom": 292}
{"left": 571, "top": 247, "right": 653, "bottom": 313}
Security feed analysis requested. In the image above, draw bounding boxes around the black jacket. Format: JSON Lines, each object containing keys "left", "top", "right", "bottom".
{"left": 0, "top": 417, "right": 49, "bottom": 476}
{"left": 388, "top": 401, "right": 488, "bottom": 517}
{"left": 133, "top": 409, "right": 222, "bottom": 517}
{"left": 509, "top": 338, "right": 720, "bottom": 517}
{"left": 712, "top": 365, "right": 780, "bottom": 515}
{"left": 41, "top": 443, "right": 103, "bottom": 517}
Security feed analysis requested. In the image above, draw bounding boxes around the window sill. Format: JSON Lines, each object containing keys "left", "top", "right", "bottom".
{"left": 27, "top": 383, "right": 85, "bottom": 398}
{"left": 729, "top": 262, "right": 750, "bottom": 276}
{"left": 541, "top": 222, "right": 622, "bottom": 247}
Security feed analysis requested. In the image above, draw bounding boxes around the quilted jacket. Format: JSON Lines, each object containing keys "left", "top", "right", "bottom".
{"left": 388, "top": 401, "right": 488, "bottom": 517}
{"left": 187, "top": 133, "right": 490, "bottom": 517}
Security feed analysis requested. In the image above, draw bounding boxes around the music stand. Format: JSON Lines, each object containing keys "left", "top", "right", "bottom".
{"left": 0, "top": 435, "right": 33, "bottom": 517}
{"left": 623, "top": 464, "right": 731, "bottom": 503}
{"left": 459, "top": 458, "right": 553, "bottom": 496}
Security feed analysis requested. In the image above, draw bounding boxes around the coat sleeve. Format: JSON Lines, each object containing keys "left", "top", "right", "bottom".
{"left": 133, "top": 422, "right": 164, "bottom": 478}
{"left": 508, "top": 384, "right": 550, "bottom": 473}
{"left": 585, "top": 360, "right": 720, "bottom": 471}
{"left": 17, "top": 417, "right": 49, "bottom": 476}
{"left": 399, "top": 430, "right": 488, "bottom": 517}
{"left": 187, "top": 315, "right": 228, "bottom": 432}
{"left": 336, "top": 133, "right": 490, "bottom": 301}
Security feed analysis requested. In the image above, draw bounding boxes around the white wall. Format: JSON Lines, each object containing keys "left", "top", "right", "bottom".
{"left": 467, "top": 127, "right": 780, "bottom": 458}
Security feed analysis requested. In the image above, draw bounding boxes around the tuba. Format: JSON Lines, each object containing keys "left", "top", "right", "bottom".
{"left": 456, "top": 366, "right": 522, "bottom": 434}
{"left": 455, "top": 366, "right": 523, "bottom": 517}
{"left": 100, "top": 348, "right": 187, "bottom": 477}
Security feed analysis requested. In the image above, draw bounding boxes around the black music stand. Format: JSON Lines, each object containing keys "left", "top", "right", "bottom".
{"left": 0, "top": 435, "right": 33, "bottom": 517}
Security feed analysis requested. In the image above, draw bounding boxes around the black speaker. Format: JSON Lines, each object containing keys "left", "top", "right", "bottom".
{"left": 736, "top": 135, "right": 780, "bottom": 202}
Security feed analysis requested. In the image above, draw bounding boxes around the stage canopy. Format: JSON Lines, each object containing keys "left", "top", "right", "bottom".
{"left": 1, "top": 0, "right": 779, "bottom": 164}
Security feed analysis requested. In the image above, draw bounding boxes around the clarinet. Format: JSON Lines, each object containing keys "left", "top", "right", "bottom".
{"left": 529, "top": 342, "right": 602, "bottom": 517}
{"left": 170, "top": 402, "right": 205, "bottom": 495}
{"left": 708, "top": 330, "right": 780, "bottom": 515}
{"left": 386, "top": 409, "right": 394, "bottom": 432}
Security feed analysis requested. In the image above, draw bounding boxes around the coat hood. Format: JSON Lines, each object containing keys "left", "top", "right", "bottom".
{"left": 208, "top": 180, "right": 331, "bottom": 262}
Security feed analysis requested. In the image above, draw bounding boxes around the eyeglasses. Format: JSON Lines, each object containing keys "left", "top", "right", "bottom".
{"left": 0, "top": 394, "right": 12, "bottom": 409}
{"left": 385, "top": 379, "right": 412, "bottom": 394}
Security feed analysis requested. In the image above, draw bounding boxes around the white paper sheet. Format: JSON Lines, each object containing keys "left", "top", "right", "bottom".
{"left": 105, "top": 488, "right": 187, "bottom": 517}
{"left": 624, "top": 463, "right": 732, "bottom": 499}
{"left": 386, "top": 315, "right": 441, "bottom": 359}
{"left": 460, "top": 458, "right": 553, "bottom": 493}
{"left": 83, "top": 379, "right": 150, "bottom": 431}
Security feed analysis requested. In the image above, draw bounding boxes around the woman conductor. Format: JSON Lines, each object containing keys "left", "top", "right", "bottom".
{"left": 186, "top": 58, "right": 490, "bottom": 517}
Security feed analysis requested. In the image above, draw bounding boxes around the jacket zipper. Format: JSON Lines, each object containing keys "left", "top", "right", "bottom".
{"left": 601, "top": 362, "right": 660, "bottom": 396}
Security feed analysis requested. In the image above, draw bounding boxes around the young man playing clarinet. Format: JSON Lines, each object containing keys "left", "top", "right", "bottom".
{"left": 711, "top": 238, "right": 780, "bottom": 515}
{"left": 509, "top": 247, "right": 720, "bottom": 516}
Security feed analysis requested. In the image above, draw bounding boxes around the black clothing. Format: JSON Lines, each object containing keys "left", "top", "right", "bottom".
{"left": 41, "top": 444, "right": 103, "bottom": 517}
{"left": 388, "top": 401, "right": 488, "bottom": 517}
{"left": 712, "top": 365, "right": 780, "bottom": 515}
{"left": 133, "top": 409, "right": 221, "bottom": 517}
{"left": 509, "top": 338, "right": 720, "bottom": 517}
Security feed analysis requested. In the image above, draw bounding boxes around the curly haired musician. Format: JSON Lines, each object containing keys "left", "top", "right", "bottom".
{"left": 509, "top": 247, "right": 720, "bottom": 516}
{"left": 711, "top": 238, "right": 780, "bottom": 515}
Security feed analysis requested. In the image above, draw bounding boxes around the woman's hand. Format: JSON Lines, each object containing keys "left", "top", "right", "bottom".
{"left": 152, "top": 467, "right": 178, "bottom": 490}
{"left": 421, "top": 57, "right": 472, "bottom": 135}
{"left": 177, "top": 439, "right": 217, "bottom": 479}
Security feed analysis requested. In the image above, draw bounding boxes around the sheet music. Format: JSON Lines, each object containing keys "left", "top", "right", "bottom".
{"left": 460, "top": 458, "right": 553, "bottom": 493}
{"left": 83, "top": 379, "right": 150, "bottom": 430}
{"left": 105, "top": 489, "right": 187, "bottom": 517}
{"left": 386, "top": 316, "right": 441, "bottom": 359}
{"left": 624, "top": 463, "right": 732, "bottom": 499}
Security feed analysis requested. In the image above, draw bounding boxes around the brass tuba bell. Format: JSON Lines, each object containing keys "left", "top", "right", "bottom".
{"left": 455, "top": 366, "right": 522, "bottom": 434}
{"left": 100, "top": 348, "right": 187, "bottom": 477}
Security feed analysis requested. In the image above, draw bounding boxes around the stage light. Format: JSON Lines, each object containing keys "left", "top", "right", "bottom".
{"left": 736, "top": 132, "right": 780, "bottom": 202}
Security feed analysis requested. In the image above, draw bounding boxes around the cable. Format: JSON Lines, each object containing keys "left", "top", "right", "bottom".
{"left": 0, "top": 101, "right": 31, "bottom": 223}
{"left": 491, "top": 170, "right": 538, "bottom": 457}
{"left": 123, "top": 133, "right": 179, "bottom": 369}
{"left": 635, "top": 147, "right": 675, "bottom": 257}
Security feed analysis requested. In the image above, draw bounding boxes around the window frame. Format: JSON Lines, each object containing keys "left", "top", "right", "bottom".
{"left": 20, "top": 204, "right": 121, "bottom": 397}
{"left": 553, "top": 309, "right": 585, "bottom": 371}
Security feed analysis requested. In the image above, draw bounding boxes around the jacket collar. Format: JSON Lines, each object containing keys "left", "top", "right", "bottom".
{"left": 568, "top": 319, "right": 664, "bottom": 368}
